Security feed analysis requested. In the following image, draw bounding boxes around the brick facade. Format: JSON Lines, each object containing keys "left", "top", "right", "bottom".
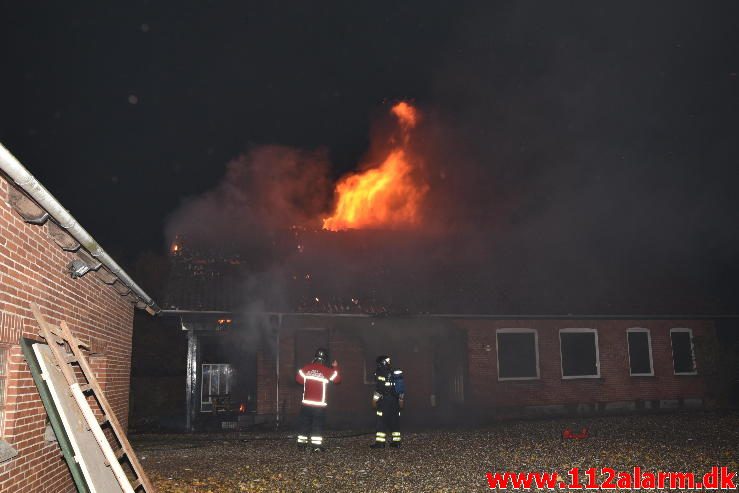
{"left": 250, "top": 316, "right": 716, "bottom": 427}
{"left": 459, "top": 318, "right": 714, "bottom": 418}
{"left": 0, "top": 174, "right": 135, "bottom": 493}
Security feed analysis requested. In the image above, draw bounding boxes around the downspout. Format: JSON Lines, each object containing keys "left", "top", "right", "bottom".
{"left": 275, "top": 330, "right": 280, "bottom": 429}
{"left": 275, "top": 313, "right": 282, "bottom": 429}
{"left": 0, "top": 143, "right": 159, "bottom": 313}
{"left": 185, "top": 327, "right": 199, "bottom": 432}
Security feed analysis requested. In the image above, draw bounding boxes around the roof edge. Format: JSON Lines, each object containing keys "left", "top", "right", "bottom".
{"left": 0, "top": 142, "right": 160, "bottom": 314}
{"left": 159, "top": 310, "right": 739, "bottom": 320}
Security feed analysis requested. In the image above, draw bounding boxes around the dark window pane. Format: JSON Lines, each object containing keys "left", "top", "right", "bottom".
{"left": 497, "top": 332, "right": 537, "bottom": 378}
{"left": 560, "top": 332, "right": 598, "bottom": 377}
{"left": 671, "top": 331, "right": 695, "bottom": 373}
{"left": 628, "top": 332, "right": 652, "bottom": 374}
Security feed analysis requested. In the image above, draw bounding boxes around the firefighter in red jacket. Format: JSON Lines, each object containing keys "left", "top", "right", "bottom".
{"left": 295, "top": 347, "right": 341, "bottom": 451}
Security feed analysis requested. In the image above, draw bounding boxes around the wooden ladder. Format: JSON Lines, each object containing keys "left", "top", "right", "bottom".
{"left": 31, "top": 303, "right": 156, "bottom": 493}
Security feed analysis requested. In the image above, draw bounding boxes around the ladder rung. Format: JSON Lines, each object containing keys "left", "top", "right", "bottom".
{"left": 31, "top": 305, "right": 155, "bottom": 492}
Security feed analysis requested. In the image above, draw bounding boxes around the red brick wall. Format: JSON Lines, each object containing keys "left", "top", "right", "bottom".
{"left": 254, "top": 317, "right": 449, "bottom": 427}
{"left": 256, "top": 317, "right": 377, "bottom": 424}
{"left": 254, "top": 316, "right": 715, "bottom": 427}
{"left": 0, "top": 175, "right": 135, "bottom": 493}
{"left": 461, "top": 318, "right": 714, "bottom": 414}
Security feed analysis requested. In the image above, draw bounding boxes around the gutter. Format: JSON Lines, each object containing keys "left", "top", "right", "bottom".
{"left": 159, "top": 309, "right": 371, "bottom": 318}
{"left": 160, "top": 310, "right": 739, "bottom": 320}
{"left": 0, "top": 143, "right": 160, "bottom": 314}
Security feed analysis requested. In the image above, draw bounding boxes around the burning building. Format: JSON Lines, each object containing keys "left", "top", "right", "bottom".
{"left": 163, "top": 241, "right": 722, "bottom": 431}
{"left": 156, "top": 102, "right": 726, "bottom": 431}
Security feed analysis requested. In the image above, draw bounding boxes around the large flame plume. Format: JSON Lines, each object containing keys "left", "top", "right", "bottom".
{"left": 322, "top": 102, "right": 427, "bottom": 231}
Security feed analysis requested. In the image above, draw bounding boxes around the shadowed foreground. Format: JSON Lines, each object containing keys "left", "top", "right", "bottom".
{"left": 132, "top": 412, "right": 738, "bottom": 492}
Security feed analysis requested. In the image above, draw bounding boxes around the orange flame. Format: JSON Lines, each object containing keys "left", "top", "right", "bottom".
{"left": 391, "top": 101, "right": 419, "bottom": 130}
{"left": 322, "top": 102, "right": 427, "bottom": 231}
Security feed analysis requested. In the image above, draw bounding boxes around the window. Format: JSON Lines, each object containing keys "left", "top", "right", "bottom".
{"left": 201, "top": 363, "right": 233, "bottom": 412}
{"left": 627, "top": 328, "right": 654, "bottom": 376}
{"left": 496, "top": 329, "right": 539, "bottom": 380}
{"left": 559, "top": 329, "right": 600, "bottom": 378}
{"left": 670, "top": 328, "right": 696, "bottom": 375}
{"left": 0, "top": 347, "right": 7, "bottom": 436}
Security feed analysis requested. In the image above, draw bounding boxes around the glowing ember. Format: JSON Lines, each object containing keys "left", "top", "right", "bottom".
{"left": 390, "top": 101, "right": 419, "bottom": 131}
{"left": 322, "top": 102, "right": 427, "bottom": 231}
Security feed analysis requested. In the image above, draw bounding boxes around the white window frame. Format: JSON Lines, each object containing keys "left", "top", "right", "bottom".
{"left": 626, "top": 328, "right": 654, "bottom": 376}
{"left": 559, "top": 328, "right": 600, "bottom": 379}
{"left": 495, "top": 328, "right": 540, "bottom": 381}
{"left": 670, "top": 328, "right": 697, "bottom": 375}
{"left": 200, "top": 363, "right": 233, "bottom": 412}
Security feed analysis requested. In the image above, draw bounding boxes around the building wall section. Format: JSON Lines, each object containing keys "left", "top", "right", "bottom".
{"left": 0, "top": 175, "right": 135, "bottom": 492}
{"left": 462, "top": 318, "right": 715, "bottom": 418}
{"left": 251, "top": 316, "right": 716, "bottom": 428}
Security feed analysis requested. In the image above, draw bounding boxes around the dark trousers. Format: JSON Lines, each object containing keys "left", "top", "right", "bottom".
{"left": 297, "top": 405, "right": 325, "bottom": 446}
{"left": 375, "top": 397, "right": 401, "bottom": 443}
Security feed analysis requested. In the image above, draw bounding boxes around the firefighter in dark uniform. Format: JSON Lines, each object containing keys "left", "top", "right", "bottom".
{"left": 371, "top": 355, "right": 405, "bottom": 448}
{"left": 296, "top": 348, "right": 341, "bottom": 451}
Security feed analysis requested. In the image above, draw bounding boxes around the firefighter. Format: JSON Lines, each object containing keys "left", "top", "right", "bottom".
{"left": 371, "top": 355, "right": 405, "bottom": 448}
{"left": 295, "top": 347, "right": 341, "bottom": 451}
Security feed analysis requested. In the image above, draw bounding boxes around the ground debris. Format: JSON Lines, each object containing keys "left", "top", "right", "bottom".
{"left": 132, "top": 411, "right": 738, "bottom": 492}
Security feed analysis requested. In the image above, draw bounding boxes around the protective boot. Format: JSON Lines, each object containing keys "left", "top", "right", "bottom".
{"left": 389, "top": 431, "right": 401, "bottom": 448}
{"left": 310, "top": 436, "right": 324, "bottom": 452}
{"left": 371, "top": 431, "right": 387, "bottom": 448}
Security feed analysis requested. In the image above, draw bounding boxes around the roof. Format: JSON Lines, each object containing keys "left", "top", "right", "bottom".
{"left": 0, "top": 143, "right": 159, "bottom": 314}
{"left": 163, "top": 232, "right": 739, "bottom": 318}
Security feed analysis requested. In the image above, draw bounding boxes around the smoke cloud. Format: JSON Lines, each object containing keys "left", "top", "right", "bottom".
{"left": 165, "top": 2, "right": 739, "bottom": 314}
{"left": 166, "top": 145, "right": 331, "bottom": 249}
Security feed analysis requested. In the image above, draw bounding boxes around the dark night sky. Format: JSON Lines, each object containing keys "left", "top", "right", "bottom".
{"left": 3, "top": 2, "right": 739, "bottom": 312}
{"left": 2, "top": 2, "right": 460, "bottom": 257}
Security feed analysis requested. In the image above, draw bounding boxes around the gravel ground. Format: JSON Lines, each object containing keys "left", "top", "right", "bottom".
{"left": 132, "top": 411, "right": 738, "bottom": 492}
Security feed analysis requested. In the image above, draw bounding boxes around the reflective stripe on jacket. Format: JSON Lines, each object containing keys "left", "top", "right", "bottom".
{"left": 296, "top": 362, "right": 341, "bottom": 407}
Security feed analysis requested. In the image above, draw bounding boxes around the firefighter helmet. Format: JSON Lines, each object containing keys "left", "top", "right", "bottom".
{"left": 375, "top": 355, "right": 391, "bottom": 370}
{"left": 313, "top": 347, "right": 329, "bottom": 365}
